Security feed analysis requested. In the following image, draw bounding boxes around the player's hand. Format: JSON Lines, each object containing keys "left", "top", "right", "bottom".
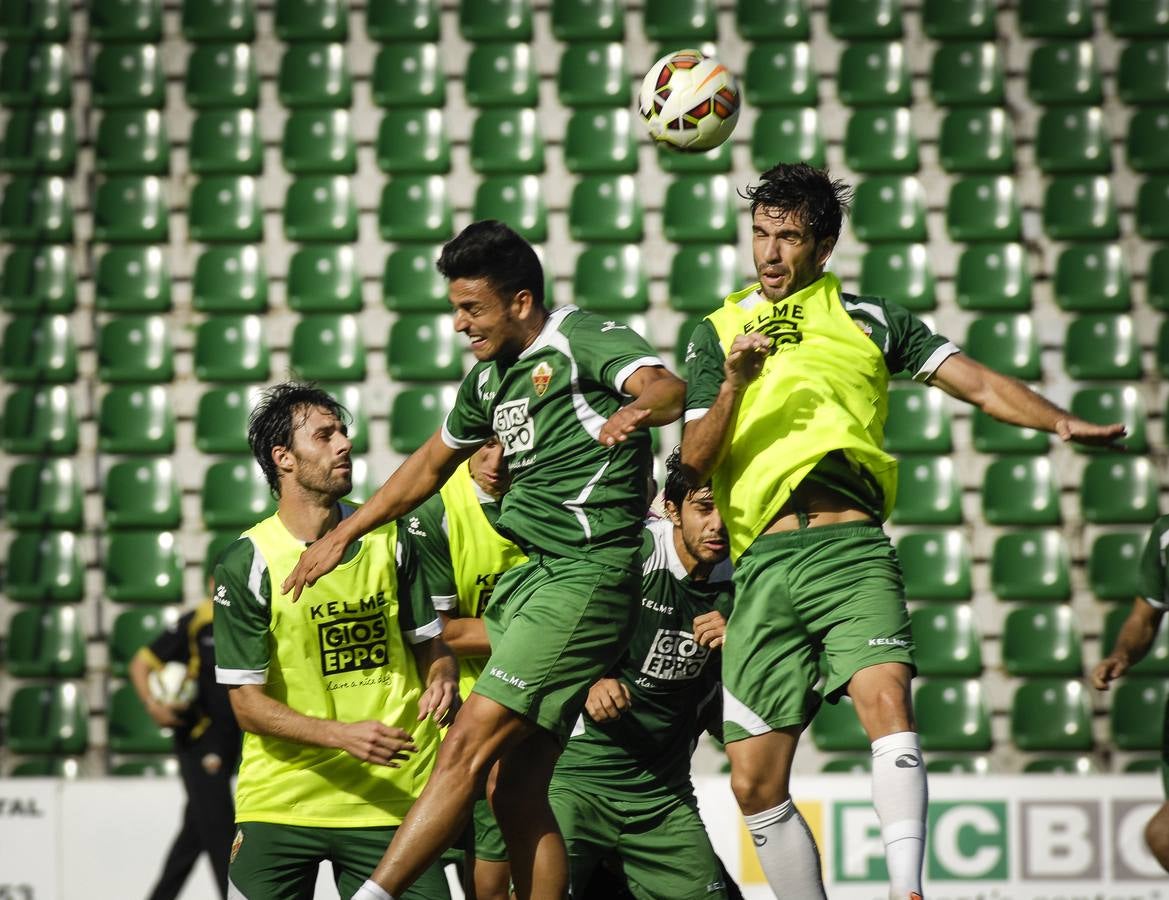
{"left": 335, "top": 720, "right": 418, "bottom": 767}
{"left": 1090, "top": 655, "right": 1130, "bottom": 691}
{"left": 693, "top": 610, "right": 728, "bottom": 649}
{"left": 145, "top": 699, "right": 185, "bottom": 729}
{"left": 418, "top": 677, "right": 460, "bottom": 727}
{"left": 724, "top": 333, "right": 770, "bottom": 391}
{"left": 1055, "top": 416, "right": 1127, "bottom": 449}
{"left": 599, "top": 405, "right": 652, "bottom": 447}
{"left": 584, "top": 678, "right": 632, "bottom": 722}
{"left": 281, "top": 530, "right": 348, "bottom": 601}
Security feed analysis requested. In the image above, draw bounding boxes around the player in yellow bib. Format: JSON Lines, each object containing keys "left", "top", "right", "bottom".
{"left": 213, "top": 383, "right": 460, "bottom": 900}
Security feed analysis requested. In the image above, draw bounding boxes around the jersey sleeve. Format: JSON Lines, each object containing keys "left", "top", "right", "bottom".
{"left": 441, "top": 365, "right": 494, "bottom": 450}
{"left": 144, "top": 610, "right": 194, "bottom": 667}
{"left": 395, "top": 526, "right": 443, "bottom": 644}
{"left": 883, "top": 300, "right": 960, "bottom": 382}
{"left": 1139, "top": 521, "right": 1169, "bottom": 610}
{"left": 407, "top": 493, "right": 458, "bottom": 613}
{"left": 569, "top": 313, "right": 666, "bottom": 395}
{"left": 212, "top": 538, "right": 272, "bottom": 685}
{"left": 683, "top": 318, "right": 725, "bottom": 423}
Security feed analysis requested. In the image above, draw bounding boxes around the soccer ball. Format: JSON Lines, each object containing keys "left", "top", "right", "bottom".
{"left": 638, "top": 49, "right": 741, "bottom": 153}
{"left": 149, "top": 661, "right": 197, "bottom": 706}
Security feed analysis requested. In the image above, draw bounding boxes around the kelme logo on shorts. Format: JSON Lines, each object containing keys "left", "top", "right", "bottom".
{"left": 493, "top": 398, "right": 535, "bottom": 457}
{"left": 319, "top": 611, "right": 389, "bottom": 675}
{"left": 868, "top": 637, "right": 909, "bottom": 648}
{"left": 641, "top": 628, "right": 709, "bottom": 681}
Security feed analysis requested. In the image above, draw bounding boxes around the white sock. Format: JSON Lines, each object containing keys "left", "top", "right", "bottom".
{"left": 871, "top": 731, "right": 927, "bottom": 899}
{"left": 743, "top": 799, "right": 827, "bottom": 899}
{"left": 351, "top": 880, "right": 393, "bottom": 900}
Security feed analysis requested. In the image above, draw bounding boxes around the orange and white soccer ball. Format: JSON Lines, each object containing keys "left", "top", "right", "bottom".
{"left": 638, "top": 49, "right": 741, "bottom": 152}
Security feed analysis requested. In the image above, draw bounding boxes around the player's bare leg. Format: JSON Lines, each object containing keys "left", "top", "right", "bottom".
{"left": 1145, "top": 801, "right": 1169, "bottom": 872}
{"left": 473, "top": 858, "right": 512, "bottom": 900}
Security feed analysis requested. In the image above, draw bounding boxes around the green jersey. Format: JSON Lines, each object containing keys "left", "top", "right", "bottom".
{"left": 442, "top": 306, "right": 664, "bottom": 570}
{"left": 552, "top": 518, "right": 734, "bottom": 800}
{"left": 1138, "top": 515, "right": 1169, "bottom": 611}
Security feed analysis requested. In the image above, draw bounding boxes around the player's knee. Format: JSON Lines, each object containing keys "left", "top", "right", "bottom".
{"left": 729, "top": 764, "right": 784, "bottom": 813}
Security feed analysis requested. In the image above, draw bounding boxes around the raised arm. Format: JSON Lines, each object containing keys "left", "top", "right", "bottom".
{"left": 598, "top": 365, "right": 687, "bottom": 446}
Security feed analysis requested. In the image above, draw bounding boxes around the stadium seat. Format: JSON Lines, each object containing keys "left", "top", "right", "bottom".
{"left": 382, "top": 245, "right": 448, "bottom": 311}
{"left": 896, "top": 529, "right": 972, "bottom": 601}
{"left": 569, "top": 175, "right": 644, "bottom": 242}
{"left": 1127, "top": 110, "right": 1169, "bottom": 173}
{"left": 821, "top": 756, "right": 872, "bottom": 774}
{"left": 972, "top": 410, "right": 1049, "bottom": 454}
{"left": 192, "top": 245, "right": 267, "bottom": 313}
{"left": 810, "top": 696, "right": 868, "bottom": 752}
{"left": 185, "top": 44, "right": 258, "bottom": 108}
{"left": 915, "top": 679, "right": 992, "bottom": 751}
{"left": 828, "top": 0, "right": 902, "bottom": 38}
{"left": 181, "top": 0, "right": 255, "bottom": 40}
{"left": 1089, "top": 533, "right": 1146, "bottom": 601}
{"left": 0, "top": 42, "right": 72, "bottom": 108}
{"left": 1070, "top": 386, "right": 1148, "bottom": 454}
{"left": 667, "top": 244, "right": 742, "bottom": 313}
{"left": 2, "top": 384, "right": 77, "bottom": 454}
{"left": 558, "top": 41, "right": 629, "bottom": 107}
{"left": 751, "top": 107, "right": 825, "bottom": 171}
{"left": 386, "top": 314, "right": 462, "bottom": 381}
{"left": 1043, "top": 176, "right": 1119, "bottom": 240}
{"left": 97, "top": 315, "right": 174, "bottom": 383}
{"left": 891, "top": 456, "right": 962, "bottom": 525}
{"left": 0, "top": 176, "right": 73, "bottom": 242}
{"left": 1, "top": 245, "right": 75, "bottom": 313}
{"left": 465, "top": 43, "right": 537, "bottom": 107}
{"left": 372, "top": 43, "right": 445, "bottom": 107}
{"left": 946, "top": 176, "right": 1021, "bottom": 242}
{"left": 377, "top": 110, "right": 451, "bottom": 174}
{"left": 194, "top": 315, "right": 270, "bottom": 382}
{"left": 1102, "top": 604, "right": 1169, "bottom": 675}
{"left": 190, "top": 176, "right": 261, "bottom": 242}
{"left": 1036, "top": 107, "right": 1111, "bottom": 174}
{"left": 108, "top": 683, "right": 171, "bottom": 753}
{"left": 662, "top": 176, "right": 736, "bottom": 243}
{"left": 1018, "top": 0, "right": 1092, "bottom": 37}
{"left": 289, "top": 314, "right": 366, "bottom": 381}
{"left": 366, "top": 0, "right": 439, "bottom": 40}
{"left": 6, "top": 683, "right": 88, "bottom": 754}
{"left": 287, "top": 246, "right": 360, "bottom": 312}
{"left": 0, "top": 314, "right": 74, "bottom": 383}
{"left": 1110, "top": 679, "right": 1168, "bottom": 751}
{"left": 927, "top": 756, "right": 990, "bottom": 775}
{"left": 389, "top": 386, "right": 456, "bottom": 453}
{"left": 910, "top": 605, "right": 982, "bottom": 677}
{"left": 991, "top": 530, "right": 1071, "bottom": 601}
{"left": 838, "top": 42, "right": 911, "bottom": 106}
{"left": 552, "top": 0, "right": 624, "bottom": 39}
{"left": 1160, "top": 320, "right": 1169, "bottom": 377}
{"left": 1003, "top": 604, "right": 1082, "bottom": 676}
{"left": 95, "top": 246, "right": 170, "bottom": 313}
{"left": 0, "top": 108, "right": 74, "bottom": 174}
{"left": 885, "top": 385, "right": 951, "bottom": 453}
{"left": 325, "top": 384, "right": 368, "bottom": 454}
{"left": 1081, "top": 456, "right": 1160, "bottom": 524}
{"left": 1011, "top": 679, "right": 1093, "bottom": 751}
{"left": 94, "top": 176, "right": 167, "bottom": 243}
{"left": 275, "top": 0, "right": 347, "bottom": 40}
{"left": 1118, "top": 42, "right": 1169, "bottom": 105}
{"left": 1022, "top": 756, "right": 1098, "bottom": 775}
{"left": 844, "top": 108, "right": 918, "bottom": 174}
{"left": 474, "top": 176, "right": 548, "bottom": 243}
{"left": 937, "top": 108, "right": 1014, "bottom": 174}
{"left": 378, "top": 176, "right": 453, "bottom": 242}
{"left": 1109, "top": 0, "right": 1169, "bottom": 35}
{"left": 981, "top": 456, "right": 1061, "bottom": 526}
{"left": 103, "top": 458, "right": 181, "bottom": 530}
{"left": 572, "top": 244, "right": 648, "bottom": 314}
{"left": 1053, "top": 244, "right": 1131, "bottom": 311}
{"left": 858, "top": 244, "right": 934, "bottom": 310}
{"left": 1137, "top": 176, "right": 1169, "bottom": 240}
{"left": 283, "top": 110, "right": 355, "bottom": 174}
{"left": 93, "top": 44, "right": 164, "bottom": 109}
{"left": 929, "top": 41, "right": 1003, "bottom": 106}
{"left": 278, "top": 43, "right": 351, "bottom": 107}
{"left": 922, "top": 0, "right": 996, "bottom": 38}
{"left": 90, "top": 0, "right": 161, "bottom": 40}
{"left": 98, "top": 385, "right": 175, "bottom": 454}
{"left": 460, "top": 0, "right": 531, "bottom": 39}
{"left": 6, "top": 458, "right": 81, "bottom": 529}
{"left": 471, "top": 109, "right": 544, "bottom": 174}
{"left": 284, "top": 176, "right": 357, "bottom": 242}
{"left": 195, "top": 385, "right": 261, "bottom": 454}
{"left": 565, "top": 109, "right": 638, "bottom": 174}
{"left": 5, "top": 529, "right": 82, "bottom": 603}
{"left": 743, "top": 42, "right": 817, "bottom": 106}
{"left": 1027, "top": 42, "right": 1102, "bottom": 105}
{"left": 1064, "top": 314, "right": 1140, "bottom": 379}
{"left": 643, "top": 0, "right": 716, "bottom": 41}
{"left": 851, "top": 176, "right": 927, "bottom": 242}
{"left": 104, "top": 530, "right": 182, "bottom": 604}
{"left": 111, "top": 758, "right": 180, "bottom": 777}
{"left": 964, "top": 314, "right": 1041, "bottom": 381}
{"left": 189, "top": 110, "right": 261, "bottom": 175}
{"left": 202, "top": 459, "right": 275, "bottom": 529}
{"left": 1151, "top": 247, "right": 1169, "bottom": 311}
{"left": 95, "top": 110, "right": 167, "bottom": 175}
{"left": 0, "top": 0, "right": 69, "bottom": 39}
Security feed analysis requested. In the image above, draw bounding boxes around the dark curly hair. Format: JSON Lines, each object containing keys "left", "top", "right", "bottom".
{"left": 663, "top": 446, "right": 709, "bottom": 510}
{"left": 247, "top": 382, "right": 350, "bottom": 496}
{"left": 740, "top": 162, "right": 853, "bottom": 244}
{"left": 436, "top": 219, "right": 545, "bottom": 308}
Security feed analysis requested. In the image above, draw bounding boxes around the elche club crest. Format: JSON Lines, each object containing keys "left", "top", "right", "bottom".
{"left": 531, "top": 361, "right": 553, "bottom": 396}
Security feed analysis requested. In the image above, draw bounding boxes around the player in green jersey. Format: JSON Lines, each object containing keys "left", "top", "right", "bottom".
{"left": 1092, "top": 514, "right": 1169, "bottom": 873}
{"left": 681, "top": 163, "right": 1126, "bottom": 900}
{"left": 213, "top": 383, "right": 460, "bottom": 900}
{"left": 282, "top": 221, "right": 686, "bottom": 900}
{"left": 549, "top": 449, "right": 733, "bottom": 900}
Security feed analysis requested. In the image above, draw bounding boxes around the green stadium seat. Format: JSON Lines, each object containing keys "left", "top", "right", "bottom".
{"left": 189, "top": 110, "right": 261, "bottom": 175}
{"left": 288, "top": 246, "right": 360, "bottom": 312}
{"left": 946, "top": 176, "right": 1021, "bottom": 242}
{"left": 386, "top": 314, "right": 462, "bottom": 381}
{"left": 1137, "top": 176, "right": 1169, "bottom": 240}
{"left": 202, "top": 459, "right": 276, "bottom": 529}
{"left": 275, "top": 0, "right": 347, "bottom": 40}
{"left": 98, "top": 386, "right": 175, "bottom": 454}
{"left": 1127, "top": 110, "right": 1169, "bottom": 173}
{"left": 1071, "top": 386, "right": 1147, "bottom": 453}
{"left": 929, "top": 41, "right": 1003, "bottom": 106}
{"left": 1053, "top": 244, "right": 1131, "bottom": 311}
{"left": 390, "top": 386, "right": 456, "bottom": 453}
{"left": 0, "top": 43, "right": 72, "bottom": 108}
{"left": 738, "top": 0, "right": 812, "bottom": 37}
{"left": 93, "top": 44, "right": 164, "bottom": 109}
{"left": 838, "top": 42, "right": 910, "bottom": 106}
{"left": 938, "top": 108, "right": 1014, "bottom": 174}
{"left": 110, "top": 757, "right": 180, "bottom": 777}
{"left": 279, "top": 43, "right": 351, "bottom": 107}
{"left": 283, "top": 110, "right": 355, "bottom": 175}
{"left": 190, "top": 176, "right": 261, "bottom": 243}
{"left": 1150, "top": 247, "right": 1169, "bottom": 311}
{"left": 897, "top": 530, "right": 972, "bottom": 601}
{"left": 891, "top": 456, "right": 962, "bottom": 525}
{"left": 572, "top": 244, "right": 648, "bottom": 314}
{"left": 844, "top": 108, "right": 918, "bottom": 174}
{"left": 378, "top": 176, "right": 453, "bottom": 242}
{"left": 460, "top": 0, "right": 531, "bottom": 39}
{"left": 884, "top": 384, "right": 951, "bottom": 453}
{"left": 662, "top": 176, "right": 736, "bottom": 243}
{"left": 0, "top": 108, "right": 74, "bottom": 174}
{"left": 859, "top": 244, "right": 933, "bottom": 311}
{"left": 981, "top": 456, "right": 1061, "bottom": 526}
{"left": 1027, "top": 42, "right": 1102, "bottom": 105}
{"left": 743, "top": 42, "right": 817, "bottom": 107}
{"left": 10, "top": 757, "right": 82, "bottom": 777}
{"left": 570, "top": 175, "right": 644, "bottom": 242}
{"left": 1036, "top": 107, "right": 1111, "bottom": 174}
{"left": 1011, "top": 679, "right": 1093, "bottom": 751}
{"left": 810, "top": 696, "right": 868, "bottom": 752}
{"left": 6, "top": 459, "right": 81, "bottom": 529}
{"left": 910, "top": 605, "right": 982, "bottom": 677}
{"left": 1161, "top": 322, "right": 1169, "bottom": 377}
{"left": 821, "top": 756, "right": 872, "bottom": 774}
{"left": 382, "top": 245, "right": 447, "bottom": 311}
{"left": 186, "top": 44, "right": 258, "bottom": 108}
{"left": 0, "top": 314, "right": 74, "bottom": 383}
{"left": 667, "top": 244, "right": 742, "bottom": 313}
{"left": 965, "top": 314, "right": 1041, "bottom": 381}
{"left": 193, "top": 245, "right": 267, "bottom": 313}
{"left": 6, "top": 683, "right": 88, "bottom": 754}
{"left": 465, "top": 43, "right": 537, "bottom": 107}
{"left": 1, "top": 384, "right": 76, "bottom": 454}
{"left": 828, "top": 0, "right": 902, "bottom": 37}
{"left": 94, "top": 176, "right": 167, "bottom": 243}
{"left": 1064, "top": 314, "right": 1140, "bottom": 380}
{"left": 194, "top": 315, "right": 271, "bottom": 382}
{"left": 1081, "top": 456, "right": 1160, "bottom": 524}
{"left": 927, "top": 756, "right": 990, "bottom": 775}
{"left": 1110, "top": 679, "right": 1169, "bottom": 751}
{"left": 0, "top": 0, "right": 69, "bottom": 39}
{"left": 377, "top": 110, "right": 451, "bottom": 174}
{"left": 991, "top": 530, "right": 1071, "bottom": 601}
{"left": 1103, "top": 605, "right": 1169, "bottom": 675}
{"left": 1089, "top": 534, "right": 1146, "bottom": 601}
{"left": 195, "top": 385, "right": 261, "bottom": 454}
{"left": 752, "top": 107, "right": 825, "bottom": 171}
{"left": 5, "top": 530, "right": 82, "bottom": 603}
{"left": 372, "top": 43, "right": 445, "bottom": 107}
{"left": 104, "top": 530, "right": 182, "bottom": 603}
{"left": 1, "top": 245, "right": 74, "bottom": 313}
{"left": 108, "top": 683, "right": 171, "bottom": 753}
{"left": 1003, "top": 604, "right": 1082, "bottom": 676}
{"left": 565, "top": 109, "right": 637, "bottom": 174}
{"left": 90, "top": 0, "right": 161, "bottom": 40}
{"left": 473, "top": 175, "right": 548, "bottom": 243}
{"left": 1043, "top": 175, "right": 1119, "bottom": 241}
{"left": 97, "top": 315, "right": 174, "bottom": 383}
{"left": 1019, "top": 0, "right": 1092, "bottom": 37}
{"left": 284, "top": 176, "right": 357, "bottom": 242}
{"left": 1119, "top": 42, "right": 1169, "bottom": 105}
{"left": 643, "top": 0, "right": 717, "bottom": 42}
{"left": 851, "top": 176, "right": 926, "bottom": 242}
{"left": 1022, "top": 756, "right": 1098, "bottom": 775}
{"left": 1109, "top": 0, "right": 1169, "bottom": 35}
{"left": 654, "top": 142, "right": 729, "bottom": 179}
{"left": 471, "top": 109, "right": 544, "bottom": 174}
{"left": 95, "top": 110, "right": 167, "bottom": 175}
{"left": 1124, "top": 757, "right": 1164, "bottom": 774}
{"left": 553, "top": 0, "right": 624, "bottom": 39}
{"left": 0, "top": 176, "right": 72, "bottom": 243}
{"left": 557, "top": 42, "right": 628, "bottom": 107}
{"left": 366, "top": 0, "right": 439, "bottom": 41}
{"left": 289, "top": 314, "right": 366, "bottom": 381}
{"left": 915, "top": 679, "right": 992, "bottom": 751}
{"left": 972, "top": 410, "right": 1049, "bottom": 454}
{"left": 325, "top": 383, "right": 369, "bottom": 455}
{"left": 95, "top": 246, "right": 170, "bottom": 313}
{"left": 182, "top": 0, "right": 255, "bottom": 40}
{"left": 922, "top": 0, "right": 995, "bottom": 38}
{"left": 104, "top": 458, "right": 181, "bottom": 530}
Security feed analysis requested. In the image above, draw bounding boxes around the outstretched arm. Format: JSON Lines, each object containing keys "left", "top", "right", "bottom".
{"left": 598, "top": 365, "right": 687, "bottom": 446}
{"left": 1091, "top": 598, "right": 1164, "bottom": 690}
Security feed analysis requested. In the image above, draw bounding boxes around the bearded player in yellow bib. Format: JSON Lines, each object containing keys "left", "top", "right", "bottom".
{"left": 212, "top": 383, "right": 460, "bottom": 900}
{"left": 681, "top": 163, "right": 1128, "bottom": 900}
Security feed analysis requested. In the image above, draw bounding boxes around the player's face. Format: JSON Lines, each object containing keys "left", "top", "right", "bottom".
{"left": 671, "top": 486, "right": 729, "bottom": 567}
{"left": 469, "top": 437, "right": 510, "bottom": 498}
{"left": 449, "top": 276, "right": 532, "bottom": 362}
{"left": 752, "top": 206, "right": 835, "bottom": 302}
{"left": 285, "top": 405, "right": 353, "bottom": 500}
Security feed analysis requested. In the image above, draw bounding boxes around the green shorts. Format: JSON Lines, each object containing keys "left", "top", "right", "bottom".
{"left": 722, "top": 523, "right": 913, "bottom": 743}
{"left": 474, "top": 554, "right": 639, "bottom": 743}
{"left": 227, "top": 821, "right": 450, "bottom": 900}
{"left": 473, "top": 795, "right": 507, "bottom": 863}
{"left": 548, "top": 781, "right": 727, "bottom": 900}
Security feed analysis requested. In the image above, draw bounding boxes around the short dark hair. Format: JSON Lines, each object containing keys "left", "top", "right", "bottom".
{"left": 663, "top": 446, "right": 709, "bottom": 510}
{"left": 740, "top": 163, "right": 853, "bottom": 244}
{"left": 247, "top": 382, "right": 350, "bottom": 496}
{"left": 436, "top": 219, "right": 545, "bottom": 307}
